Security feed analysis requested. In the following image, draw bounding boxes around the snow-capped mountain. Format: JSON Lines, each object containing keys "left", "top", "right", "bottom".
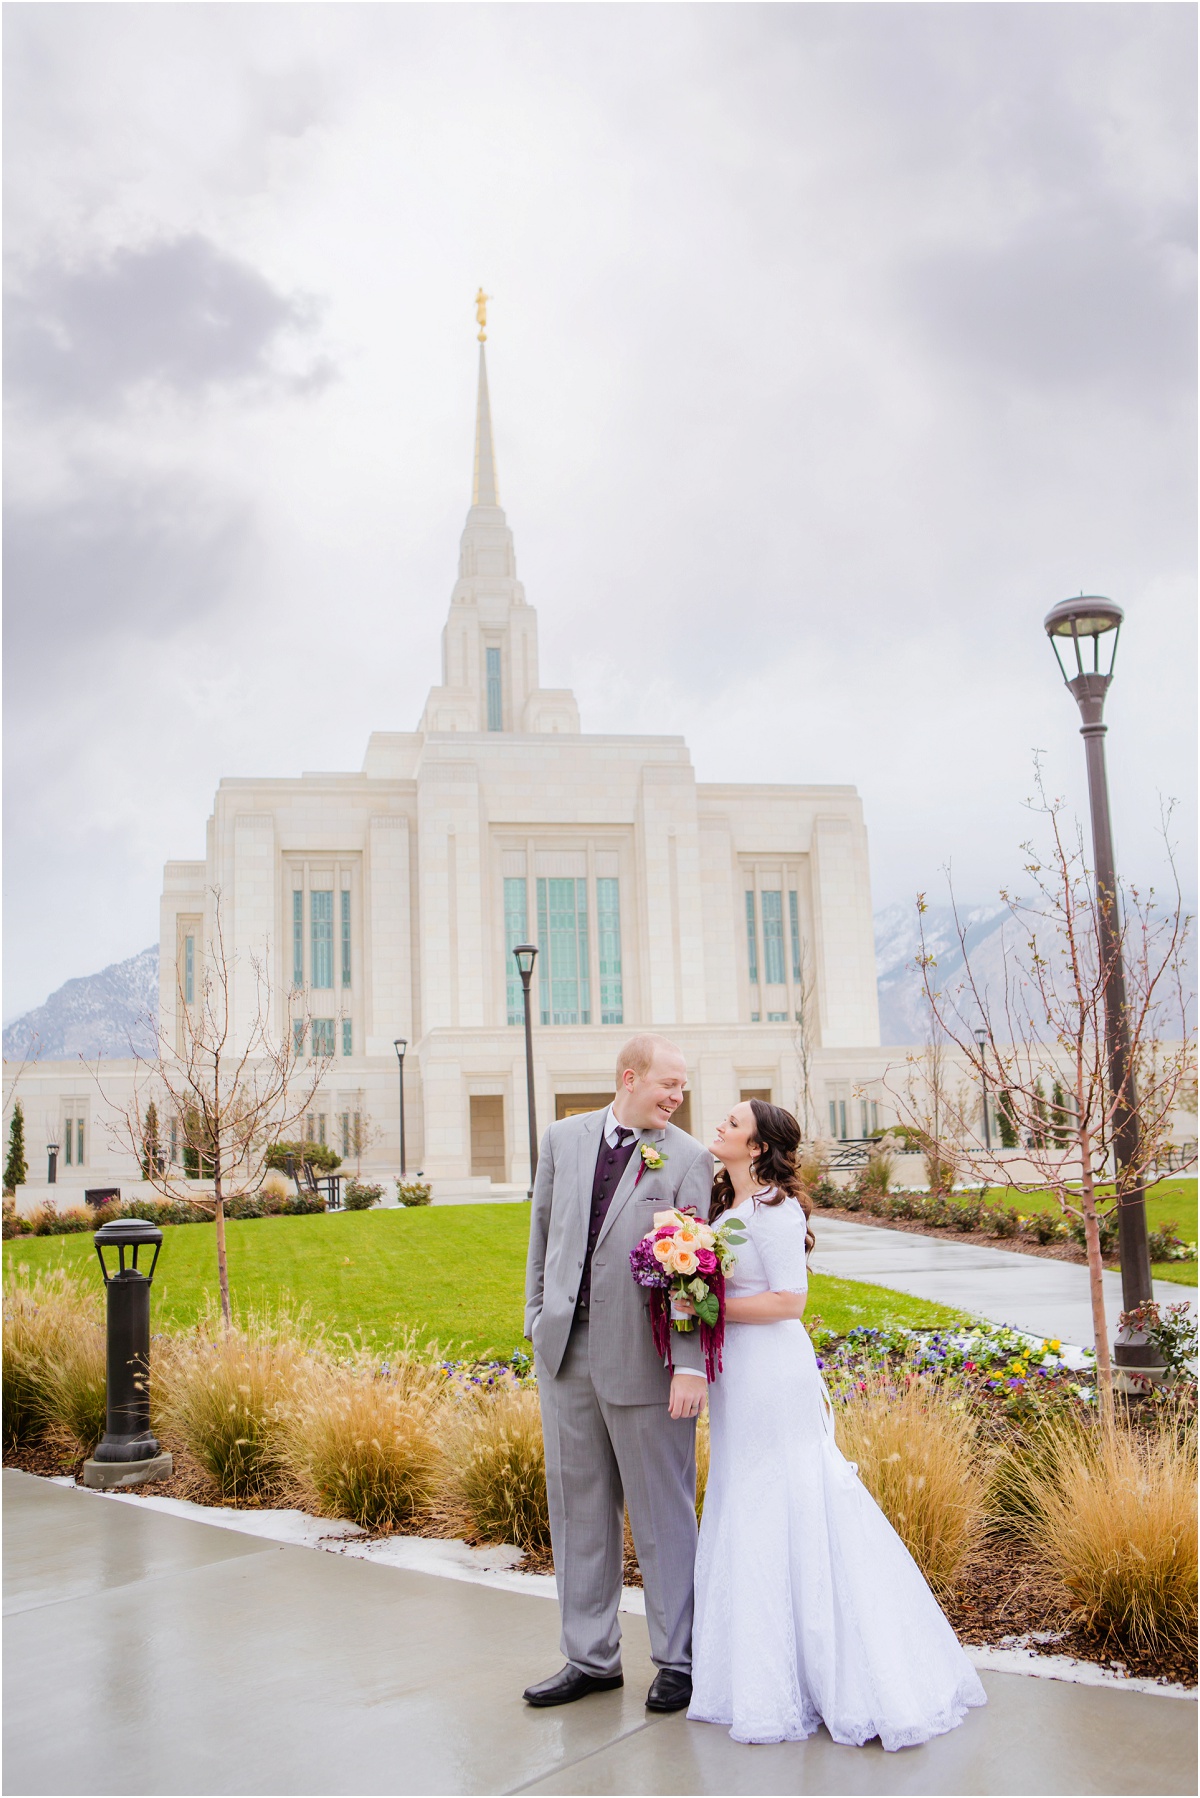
{"left": 3, "top": 946, "right": 159, "bottom": 1062}
{"left": 874, "top": 899, "right": 1013, "bottom": 1044}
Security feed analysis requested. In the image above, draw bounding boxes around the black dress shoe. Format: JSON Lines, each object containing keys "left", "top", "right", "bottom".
{"left": 523, "top": 1665, "right": 624, "bottom": 1707}
{"left": 646, "top": 1669, "right": 692, "bottom": 1711}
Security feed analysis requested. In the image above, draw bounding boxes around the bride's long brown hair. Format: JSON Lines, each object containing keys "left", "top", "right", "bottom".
{"left": 709, "top": 1099, "right": 815, "bottom": 1253}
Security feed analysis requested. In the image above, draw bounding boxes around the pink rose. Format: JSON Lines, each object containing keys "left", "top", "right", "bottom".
{"left": 695, "top": 1248, "right": 718, "bottom": 1274}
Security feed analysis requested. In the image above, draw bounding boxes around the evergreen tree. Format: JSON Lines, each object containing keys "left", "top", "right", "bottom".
{"left": 996, "top": 1088, "right": 1020, "bottom": 1149}
{"left": 1031, "top": 1078, "right": 1049, "bottom": 1149}
{"left": 140, "top": 1101, "right": 161, "bottom": 1179}
{"left": 4, "top": 1101, "right": 28, "bottom": 1195}
{"left": 1050, "top": 1078, "right": 1072, "bottom": 1148}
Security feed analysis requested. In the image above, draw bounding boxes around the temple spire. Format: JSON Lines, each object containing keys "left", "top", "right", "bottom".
{"left": 471, "top": 289, "right": 500, "bottom": 508}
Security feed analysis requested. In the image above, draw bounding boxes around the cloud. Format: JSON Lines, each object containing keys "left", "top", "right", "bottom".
{"left": 2, "top": 474, "right": 252, "bottom": 668}
{"left": 5, "top": 233, "right": 332, "bottom": 412}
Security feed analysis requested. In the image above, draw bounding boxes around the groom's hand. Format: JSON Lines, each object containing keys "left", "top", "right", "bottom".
{"left": 668, "top": 1372, "right": 707, "bottom": 1420}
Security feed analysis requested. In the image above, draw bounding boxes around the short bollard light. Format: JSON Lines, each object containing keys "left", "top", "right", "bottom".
{"left": 82, "top": 1218, "right": 174, "bottom": 1490}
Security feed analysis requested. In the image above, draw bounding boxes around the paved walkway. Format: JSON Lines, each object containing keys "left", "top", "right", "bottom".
{"left": 809, "top": 1217, "right": 1196, "bottom": 1348}
{"left": 5, "top": 1471, "right": 1195, "bottom": 1796}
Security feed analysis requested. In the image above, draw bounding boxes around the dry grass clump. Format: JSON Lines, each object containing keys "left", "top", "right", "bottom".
{"left": 834, "top": 1370, "right": 989, "bottom": 1596}
{"left": 40, "top": 1324, "right": 108, "bottom": 1457}
{"left": 155, "top": 1323, "right": 308, "bottom": 1502}
{"left": 441, "top": 1386, "right": 550, "bottom": 1550}
{"left": 1005, "top": 1409, "right": 1197, "bottom": 1660}
{"left": 282, "top": 1348, "right": 445, "bottom": 1531}
{"left": 3, "top": 1268, "right": 101, "bottom": 1448}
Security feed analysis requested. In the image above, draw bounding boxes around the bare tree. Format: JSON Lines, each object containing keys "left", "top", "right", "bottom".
{"left": 791, "top": 936, "right": 819, "bottom": 1139}
{"left": 895, "top": 987, "right": 968, "bottom": 1193}
{"left": 101, "top": 891, "right": 330, "bottom": 1329}
{"left": 899, "top": 772, "right": 1194, "bottom": 1423}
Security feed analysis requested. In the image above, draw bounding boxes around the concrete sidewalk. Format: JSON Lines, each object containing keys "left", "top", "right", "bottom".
{"left": 4, "top": 1471, "right": 1195, "bottom": 1796}
{"left": 809, "top": 1217, "right": 1196, "bottom": 1348}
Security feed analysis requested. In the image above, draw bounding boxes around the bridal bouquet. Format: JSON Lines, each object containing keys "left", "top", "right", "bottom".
{"left": 629, "top": 1207, "right": 746, "bottom": 1379}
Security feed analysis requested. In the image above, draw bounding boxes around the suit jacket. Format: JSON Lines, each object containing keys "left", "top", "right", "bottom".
{"left": 524, "top": 1109, "right": 715, "bottom": 1404}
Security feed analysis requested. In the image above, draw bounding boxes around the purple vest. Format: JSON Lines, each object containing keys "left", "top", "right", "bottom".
{"left": 578, "top": 1126, "right": 638, "bottom": 1308}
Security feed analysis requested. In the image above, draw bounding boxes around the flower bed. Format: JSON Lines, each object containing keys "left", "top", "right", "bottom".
{"left": 2, "top": 1190, "right": 326, "bottom": 1239}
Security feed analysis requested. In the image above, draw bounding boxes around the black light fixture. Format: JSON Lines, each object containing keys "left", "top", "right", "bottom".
{"left": 46, "top": 1140, "right": 59, "bottom": 1186}
{"left": 1044, "top": 594, "right": 1156, "bottom": 1368}
{"left": 393, "top": 1039, "right": 408, "bottom": 1180}
{"left": 85, "top": 1218, "right": 171, "bottom": 1487}
{"left": 512, "top": 946, "right": 538, "bottom": 1199}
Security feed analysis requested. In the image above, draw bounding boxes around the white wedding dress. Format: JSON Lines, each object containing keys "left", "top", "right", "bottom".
{"left": 688, "top": 1192, "right": 987, "bottom": 1750}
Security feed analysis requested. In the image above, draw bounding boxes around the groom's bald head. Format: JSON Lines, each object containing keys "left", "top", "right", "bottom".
{"left": 613, "top": 1035, "right": 688, "bottom": 1132}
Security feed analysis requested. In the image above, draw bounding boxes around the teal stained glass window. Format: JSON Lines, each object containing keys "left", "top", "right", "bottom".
{"left": 184, "top": 935, "right": 195, "bottom": 1005}
{"left": 311, "top": 892, "right": 333, "bottom": 988}
{"left": 311, "top": 1017, "right": 335, "bottom": 1058}
{"left": 745, "top": 891, "right": 759, "bottom": 983}
{"left": 292, "top": 892, "right": 303, "bottom": 989}
{"left": 504, "top": 878, "right": 528, "bottom": 1024}
{"left": 341, "top": 891, "right": 352, "bottom": 987}
{"left": 486, "top": 647, "right": 503, "bottom": 731}
{"left": 762, "top": 891, "right": 785, "bottom": 984}
{"left": 293, "top": 1020, "right": 305, "bottom": 1057}
{"left": 789, "top": 891, "right": 801, "bottom": 980}
{"left": 596, "top": 878, "right": 623, "bottom": 1025}
{"left": 342, "top": 1018, "right": 353, "bottom": 1057}
{"left": 537, "top": 877, "right": 590, "bottom": 1024}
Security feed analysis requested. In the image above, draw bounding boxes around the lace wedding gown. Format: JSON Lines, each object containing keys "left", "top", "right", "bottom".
{"left": 688, "top": 1192, "right": 987, "bottom": 1750}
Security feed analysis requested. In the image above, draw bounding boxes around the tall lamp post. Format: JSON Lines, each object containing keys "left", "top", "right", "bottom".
{"left": 512, "top": 945, "right": 539, "bottom": 1199}
{"left": 1044, "top": 596, "right": 1157, "bottom": 1370}
{"left": 393, "top": 1039, "right": 408, "bottom": 1180}
{"left": 47, "top": 1140, "right": 59, "bottom": 1186}
{"left": 974, "top": 1028, "right": 991, "bottom": 1153}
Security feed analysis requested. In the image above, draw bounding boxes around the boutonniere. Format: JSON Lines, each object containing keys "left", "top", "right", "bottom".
{"left": 634, "top": 1141, "right": 668, "bottom": 1186}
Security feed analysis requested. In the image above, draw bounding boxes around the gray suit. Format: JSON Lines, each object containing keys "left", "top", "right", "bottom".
{"left": 525, "top": 1109, "right": 714, "bottom": 1677}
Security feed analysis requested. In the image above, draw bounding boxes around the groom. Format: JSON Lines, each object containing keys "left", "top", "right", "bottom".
{"left": 522, "top": 1034, "right": 713, "bottom": 1712}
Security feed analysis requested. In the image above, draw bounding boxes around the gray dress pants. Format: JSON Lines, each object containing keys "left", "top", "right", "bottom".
{"left": 537, "top": 1316, "right": 698, "bottom": 1677}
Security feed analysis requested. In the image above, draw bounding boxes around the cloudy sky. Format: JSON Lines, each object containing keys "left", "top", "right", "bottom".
{"left": 4, "top": 2, "right": 1195, "bottom": 1022}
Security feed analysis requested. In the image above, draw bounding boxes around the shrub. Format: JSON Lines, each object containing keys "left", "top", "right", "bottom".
{"left": 1119, "top": 1301, "right": 1198, "bottom": 1378}
{"left": 1027, "top": 1209, "right": 1067, "bottom": 1245}
{"left": 797, "top": 1140, "right": 832, "bottom": 1196}
{"left": 948, "top": 1197, "right": 984, "bottom": 1233}
{"left": 1067, "top": 1209, "right": 1119, "bottom": 1258}
{"left": 265, "top": 1140, "right": 342, "bottom": 1174}
{"left": 922, "top": 1140, "right": 957, "bottom": 1194}
{"left": 1147, "top": 1222, "right": 1196, "bottom": 1264}
{"left": 3, "top": 1268, "right": 101, "bottom": 1447}
{"left": 2, "top": 1198, "right": 30, "bottom": 1239}
{"left": 985, "top": 1203, "right": 1020, "bottom": 1240}
{"left": 1010, "top": 1411, "right": 1197, "bottom": 1660}
{"left": 155, "top": 1325, "right": 306, "bottom": 1501}
{"left": 442, "top": 1386, "right": 550, "bottom": 1550}
{"left": 27, "top": 1203, "right": 96, "bottom": 1236}
{"left": 260, "top": 1171, "right": 292, "bottom": 1203}
{"left": 834, "top": 1370, "right": 989, "bottom": 1596}
{"left": 344, "top": 1180, "right": 384, "bottom": 1212}
{"left": 857, "top": 1140, "right": 897, "bottom": 1200}
{"left": 397, "top": 1181, "right": 432, "bottom": 1207}
{"left": 284, "top": 1354, "right": 444, "bottom": 1530}
{"left": 41, "top": 1323, "right": 108, "bottom": 1457}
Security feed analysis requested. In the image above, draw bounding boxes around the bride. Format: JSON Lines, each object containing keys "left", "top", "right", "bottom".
{"left": 680, "top": 1098, "right": 987, "bottom": 1750}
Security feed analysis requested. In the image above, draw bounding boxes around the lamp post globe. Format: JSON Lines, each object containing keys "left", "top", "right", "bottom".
{"left": 1043, "top": 595, "right": 1158, "bottom": 1373}
{"left": 512, "top": 945, "right": 539, "bottom": 1199}
{"left": 393, "top": 1039, "right": 408, "bottom": 1181}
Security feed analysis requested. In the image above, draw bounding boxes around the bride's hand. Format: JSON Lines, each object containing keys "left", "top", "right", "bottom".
{"left": 672, "top": 1295, "right": 697, "bottom": 1318}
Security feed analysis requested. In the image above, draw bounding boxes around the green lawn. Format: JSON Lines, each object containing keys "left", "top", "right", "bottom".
{"left": 976, "top": 1177, "right": 1197, "bottom": 1287}
{"left": 3, "top": 1205, "right": 970, "bottom": 1358}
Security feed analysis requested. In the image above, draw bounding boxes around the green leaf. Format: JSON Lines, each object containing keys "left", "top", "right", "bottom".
{"left": 695, "top": 1294, "right": 720, "bottom": 1327}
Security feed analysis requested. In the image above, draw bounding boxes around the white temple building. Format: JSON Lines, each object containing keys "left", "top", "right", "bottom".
{"left": 10, "top": 325, "right": 894, "bottom": 1192}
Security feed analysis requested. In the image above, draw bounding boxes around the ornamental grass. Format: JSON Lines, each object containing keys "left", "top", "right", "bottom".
{"left": 441, "top": 1386, "right": 550, "bottom": 1550}
{"left": 2, "top": 1267, "right": 100, "bottom": 1447}
{"left": 282, "top": 1348, "right": 446, "bottom": 1531}
{"left": 154, "top": 1320, "right": 308, "bottom": 1502}
{"left": 1005, "top": 1409, "right": 1197, "bottom": 1660}
{"left": 834, "top": 1369, "right": 989, "bottom": 1596}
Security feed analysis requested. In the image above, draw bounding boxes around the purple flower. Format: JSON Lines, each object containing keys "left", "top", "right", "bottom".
{"left": 630, "top": 1239, "right": 670, "bottom": 1288}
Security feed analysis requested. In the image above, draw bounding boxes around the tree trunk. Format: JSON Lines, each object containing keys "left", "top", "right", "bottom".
{"left": 1077, "top": 1157, "right": 1115, "bottom": 1427}
{"left": 212, "top": 1181, "right": 233, "bottom": 1332}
